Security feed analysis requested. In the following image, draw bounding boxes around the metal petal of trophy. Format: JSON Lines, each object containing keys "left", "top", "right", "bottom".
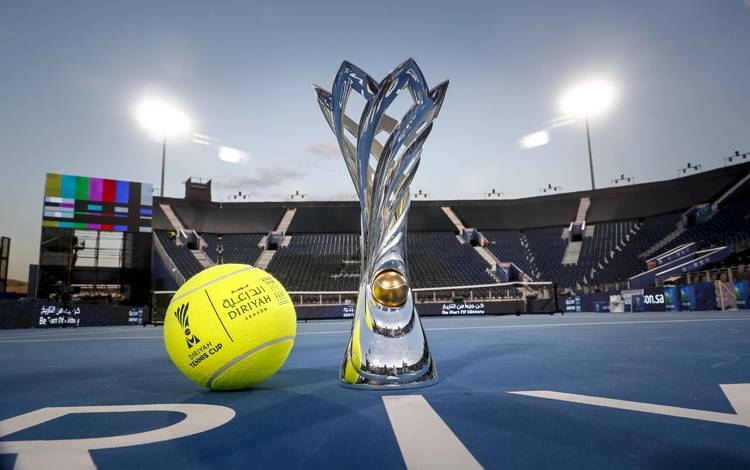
{"left": 314, "top": 59, "right": 448, "bottom": 388}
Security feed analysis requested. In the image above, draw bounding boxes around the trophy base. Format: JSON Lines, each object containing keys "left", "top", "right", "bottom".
{"left": 339, "top": 378, "right": 438, "bottom": 390}
{"left": 339, "top": 351, "right": 438, "bottom": 390}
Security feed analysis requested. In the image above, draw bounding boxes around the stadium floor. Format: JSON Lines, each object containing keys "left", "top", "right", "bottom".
{"left": 1, "top": 311, "right": 749, "bottom": 469}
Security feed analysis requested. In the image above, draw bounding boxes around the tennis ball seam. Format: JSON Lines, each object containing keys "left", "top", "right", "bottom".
{"left": 172, "top": 265, "right": 255, "bottom": 303}
{"left": 205, "top": 335, "right": 295, "bottom": 388}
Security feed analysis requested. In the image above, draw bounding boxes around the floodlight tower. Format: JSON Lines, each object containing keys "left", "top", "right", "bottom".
{"left": 135, "top": 99, "right": 190, "bottom": 197}
{"left": 561, "top": 79, "right": 616, "bottom": 190}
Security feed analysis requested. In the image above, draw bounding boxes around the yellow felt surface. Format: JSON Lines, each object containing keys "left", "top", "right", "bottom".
{"left": 164, "top": 264, "right": 297, "bottom": 389}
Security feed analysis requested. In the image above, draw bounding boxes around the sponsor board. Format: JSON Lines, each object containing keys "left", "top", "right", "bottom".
{"left": 440, "top": 302, "right": 486, "bottom": 315}
{"left": 563, "top": 296, "right": 581, "bottom": 313}
{"left": 38, "top": 305, "right": 81, "bottom": 327}
{"left": 295, "top": 300, "right": 532, "bottom": 319}
{"left": 128, "top": 308, "right": 143, "bottom": 325}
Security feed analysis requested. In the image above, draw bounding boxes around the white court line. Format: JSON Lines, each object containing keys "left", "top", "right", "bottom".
{"left": 0, "top": 404, "right": 235, "bottom": 469}
{"left": 296, "top": 330, "right": 349, "bottom": 335}
{"left": 1, "top": 317, "right": 749, "bottom": 343}
{"left": 509, "top": 383, "right": 750, "bottom": 428}
{"left": 0, "top": 327, "right": 137, "bottom": 340}
{"left": 0, "top": 336, "right": 163, "bottom": 344}
{"left": 383, "top": 395, "right": 483, "bottom": 470}
{"left": 296, "top": 316, "right": 750, "bottom": 335}
{"left": 426, "top": 317, "right": 750, "bottom": 331}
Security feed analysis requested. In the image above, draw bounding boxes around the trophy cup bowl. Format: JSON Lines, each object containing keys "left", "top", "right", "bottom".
{"left": 314, "top": 58, "right": 448, "bottom": 388}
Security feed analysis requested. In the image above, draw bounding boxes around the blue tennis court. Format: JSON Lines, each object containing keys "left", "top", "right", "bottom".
{"left": 1, "top": 311, "right": 749, "bottom": 469}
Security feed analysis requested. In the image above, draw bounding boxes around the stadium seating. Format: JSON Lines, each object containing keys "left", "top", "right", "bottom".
{"left": 483, "top": 230, "right": 534, "bottom": 276}
{"left": 263, "top": 232, "right": 496, "bottom": 291}
{"left": 407, "top": 232, "right": 495, "bottom": 288}
{"left": 155, "top": 231, "right": 204, "bottom": 280}
{"left": 201, "top": 233, "right": 264, "bottom": 265}
{"left": 266, "top": 233, "right": 360, "bottom": 291}
{"left": 658, "top": 200, "right": 750, "bottom": 254}
{"left": 151, "top": 162, "right": 750, "bottom": 292}
{"left": 155, "top": 199, "right": 750, "bottom": 291}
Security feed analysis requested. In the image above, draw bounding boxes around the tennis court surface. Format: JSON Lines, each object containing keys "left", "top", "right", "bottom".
{"left": 1, "top": 311, "right": 749, "bottom": 469}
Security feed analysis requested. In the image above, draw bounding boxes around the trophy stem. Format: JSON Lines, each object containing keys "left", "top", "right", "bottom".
{"left": 314, "top": 58, "right": 448, "bottom": 388}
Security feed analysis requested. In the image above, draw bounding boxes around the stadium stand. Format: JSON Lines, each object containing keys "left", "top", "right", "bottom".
{"left": 286, "top": 201, "right": 457, "bottom": 233}
{"left": 154, "top": 231, "right": 204, "bottom": 280}
{"left": 453, "top": 196, "right": 580, "bottom": 230}
{"left": 266, "top": 233, "right": 360, "bottom": 291}
{"left": 151, "top": 161, "right": 750, "bottom": 292}
{"left": 586, "top": 166, "right": 745, "bottom": 222}
{"left": 264, "top": 231, "right": 495, "bottom": 291}
{"left": 407, "top": 232, "right": 495, "bottom": 288}
{"left": 646, "top": 200, "right": 750, "bottom": 259}
{"left": 525, "top": 227, "right": 568, "bottom": 284}
{"left": 153, "top": 198, "right": 285, "bottom": 233}
{"left": 483, "top": 230, "right": 534, "bottom": 276}
{"left": 286, "top": 205, "right": 360, "bottom": 233}
{"left": 201, "top": 233, "right": 265, "bottom": 265}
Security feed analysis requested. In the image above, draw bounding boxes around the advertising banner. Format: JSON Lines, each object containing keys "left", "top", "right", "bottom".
{"left": 735, "top": 280, "right": 750, "bottom": 309}
{"left": 128, "top": 308, "right": 144, "bottom": 325}
{"left": 562, "top": 296, "right": 581, "bottom": 313}
{"left": 580, "top": 292, "right": 611, "bottom": 312}
{"left": 296, "top": 304, "right": 356, "bottom": 320}
{"left": 1, "top": 300, "right": 137, "bottom": 328}
{"left": 680, "top": 285, "right": 695, "bottom": 311}
{"left": 632, "top": 294, "right": 644, "bottom": 311}
{"left": 295, "top": 300, "right": 538, "bottom": 320}
{"left": 38, "top": 305, "right": 81, "bottom": 327}
{"left": 664, "top": 286, "right": 680, "bottom": 311}
{"left": 35, "top": 303, "right": 134, "bottom": 327}
{"left": 642, "top": 286, "right": 666, "bottom": 312}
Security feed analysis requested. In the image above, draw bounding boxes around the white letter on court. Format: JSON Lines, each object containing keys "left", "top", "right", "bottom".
{"left": 0, "top": 404, "right": 235, "bottom": 469}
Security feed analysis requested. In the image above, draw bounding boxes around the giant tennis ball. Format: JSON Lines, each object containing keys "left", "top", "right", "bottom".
{"left": 164, "top": 264, "right": 296, "bottom": 390}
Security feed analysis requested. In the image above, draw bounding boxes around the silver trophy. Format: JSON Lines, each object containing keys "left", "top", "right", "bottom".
{"left": 314, "top": 59, "right": 448, "bottom": 388}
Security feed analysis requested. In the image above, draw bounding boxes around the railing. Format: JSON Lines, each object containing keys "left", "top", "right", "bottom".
{"left": 658, "top": 264, "right": 749, "bottom": 285}
{"left": 288, "top": 281, "right": 555, "bottom": 305}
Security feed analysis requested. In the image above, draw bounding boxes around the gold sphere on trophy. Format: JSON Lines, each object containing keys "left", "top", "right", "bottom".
{"left": 372, "top": 269, "right": 408, "bottom": 307}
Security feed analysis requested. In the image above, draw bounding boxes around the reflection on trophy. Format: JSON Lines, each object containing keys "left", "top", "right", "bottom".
{"left": 314, "top": 59, "right": 448, "bottom": 388}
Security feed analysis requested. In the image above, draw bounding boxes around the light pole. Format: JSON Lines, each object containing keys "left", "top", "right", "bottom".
{"left": 585, "top": 118, "right": 595, "bottom": 190}
{"left": 561, "top": 79, "right": 616, "bottom": 190}
{"left": 160, "top": 135, "right": 166, "bottom": 198}
{"left": 136, "top": 99, "right": 190, "bottom": 198}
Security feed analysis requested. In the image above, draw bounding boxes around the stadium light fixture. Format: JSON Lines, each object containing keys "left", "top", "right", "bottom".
{"left": 612, "top": 174, "right": 635, "bottom": 185}
{"left": 135, "top": 99, "right": 191, "bottom": 198}
{"left": 677, "top": 162, "right": 702, "bottom": 176}
{"left": 724, "top": 150, "right": 749, "bottom": 166}
{"left": 560, "top": 79, "right": 616, "bottom": 191}
{"left": 539, "top": 184, "right": 562, "bottom": 194}
{"left": 228, "top": 190, "right": 250, "bottom": 201}
{"left": 289, "top": 190, "right": 307, "bottom": 200}
{"left": 413, "top": 189, "right": 429, "bottom": 199}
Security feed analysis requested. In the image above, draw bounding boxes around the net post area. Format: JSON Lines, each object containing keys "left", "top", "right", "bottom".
{"left": 37, "top": 227, "right": 152, "bottom": 306}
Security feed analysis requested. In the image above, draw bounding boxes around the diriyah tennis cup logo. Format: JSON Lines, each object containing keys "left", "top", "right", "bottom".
{"left": 174, "top": 303, "right": 200, "bottom": 349}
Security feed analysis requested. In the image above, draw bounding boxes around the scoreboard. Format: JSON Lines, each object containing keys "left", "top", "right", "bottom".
{"left": 42, "top": 173, "right": 153, "bottom": 233}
